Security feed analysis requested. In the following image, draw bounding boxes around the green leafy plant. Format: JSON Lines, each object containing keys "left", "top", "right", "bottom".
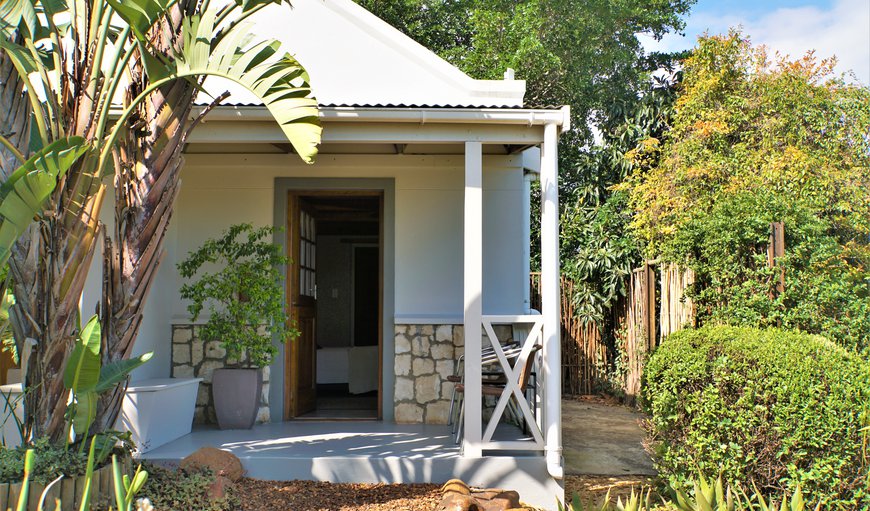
{"left": 178, "top": 223, "right": 295, "bottom": 368}
{"left": 7, "top": 438, "right": 148, "bottom": 511}
{"left": 140, "top": 463, "right": 239, "bottom": 511}
{"left": 63, "top": 315, "right": 152, "bottom": 449}
{"left": 558, "top": 475, "right": 817, "bottom": 511}
{"left": 643, "top": 325, "right": 870, "bottom": 508}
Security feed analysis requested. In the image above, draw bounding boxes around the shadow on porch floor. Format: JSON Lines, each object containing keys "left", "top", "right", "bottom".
{"left": 140, "top": 421, "right": 559, "bottom": 509}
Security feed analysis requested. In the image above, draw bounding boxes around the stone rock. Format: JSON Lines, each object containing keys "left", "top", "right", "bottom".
{"left": 441, "top": 381, "right": 456, "bottom": 401}
{"left": 437, "top": 480, "right": 524, "bottom": 511}
{"left": 395, "top": 332, "right": 411, "bottom": 354}
{"left": 420, "top": 325, "right": 434, "bottom": 336}
{"left": 196, "top": 385, "right": 211, "bottom": 406}
{"left": 425, "top": 400, "right": 451, "bottom": 425}
{"left": 260, "top": 384, "right": 270, "bottom": 406}
{"left": 173, "top": 364, "right": 194, "bottom": 378}
{"left": 431, "top": 343, "right": 454, "bottom": 361}
{"left": 412, "top": 357, "right": 434, "bottom": 376}
{"left": 173, "top": 327, "right": 192, "bottom": 344}
{"left": 394, "top": 403, "right": 423, "bottom": 423}
{"left": 453, "top": 326, "right": 464, "bottom": 347}
{"left": 411, "top": 335, "right": 430, "bottom": 357}
{"left": 180, "top": 447, "right": 244, "bottom": 482}
{"left": 435, "top": 360, "right": 455, "bottom": 379}
{"left": 442, "top": 480, "right": 471, "bottom": 495}
{"left": 435, "top": 325, "right": 452, "bottom": 342}
{"left": 193, "top": 407, "right": 206, "bottom": 424}
{"left": 415, "top": 374, "right": 440, "bottom": 403}
{"left": 261, "top": 365, "right": 270, "bottom": 383}
{"left": 205, "top": 341, "right": 226, "bottom": 359}
{"left": 395, "top": 354, "right": 412, "bottom": 376}
{"left": 192, "top": 340, "right": 204, "bottom": 366}
{"left": 394, "top": 376, "right": 414, "bottom": 401}
{"left": 256, "top": 406, "right": 270, "bottom": 423}
{"left": 173, "top": 344, "right": 191, "bottom": 365}
{"left": 206, "top": 475, "right": 234, "bottom": 500}
{"left": 199, "top": 360, "right": 225, "bottom": 383}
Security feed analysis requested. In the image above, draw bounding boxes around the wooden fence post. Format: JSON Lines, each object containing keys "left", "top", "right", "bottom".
{"left": 768, "top": 221, "right": 786, "bottom": 296}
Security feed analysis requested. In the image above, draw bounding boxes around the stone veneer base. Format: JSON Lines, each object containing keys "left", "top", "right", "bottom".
{"left": 171, "top": 325, "right": 270, "bottom": 425}
{"left": 393, "top": 324, "right": 511, "bottom": 425}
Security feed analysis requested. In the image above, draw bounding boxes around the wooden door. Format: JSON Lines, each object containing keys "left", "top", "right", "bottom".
{"left": 286, "top": 195, "right": 317, "bottom": 418}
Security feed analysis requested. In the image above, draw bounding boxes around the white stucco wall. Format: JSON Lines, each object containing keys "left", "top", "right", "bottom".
{"left": 82, "top": 152, "right": 528, "bottom": 382}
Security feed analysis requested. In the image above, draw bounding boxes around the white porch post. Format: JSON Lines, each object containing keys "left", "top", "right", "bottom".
{"left": 463, "top": 141, "right": 483, "bottom": 458}
{"left": 540, "top": 122, "right": 563, "bottom": 477}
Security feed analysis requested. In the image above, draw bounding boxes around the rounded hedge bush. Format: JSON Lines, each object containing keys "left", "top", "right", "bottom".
{"left": 642, "top": 325, "right": 870, "bottom": 508}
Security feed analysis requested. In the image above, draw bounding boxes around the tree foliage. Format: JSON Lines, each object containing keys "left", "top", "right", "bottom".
{"left": 178, "top": 224, "right": 294, "bottom": 368}
{"left": 625, "top": 32, "right": 870, "bottom": 350}
{"left": 357, "top": 0, "right": 695, "bottom": 325}
{"left": 357, "top": 0, "right": 694, "bottom": 145}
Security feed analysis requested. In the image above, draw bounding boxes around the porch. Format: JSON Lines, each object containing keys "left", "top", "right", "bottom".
{"left": 140, "top": 421, "right": 561, "bottom": 508}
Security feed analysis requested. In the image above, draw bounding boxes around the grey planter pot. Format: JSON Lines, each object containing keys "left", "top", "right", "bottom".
{"left": 212, "top": 368, "right": 262, "bottom": 429}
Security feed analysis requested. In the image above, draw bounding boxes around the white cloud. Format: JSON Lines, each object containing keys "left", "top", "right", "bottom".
{"left": 640, "top": 0, "right": 870, "bottom": 86}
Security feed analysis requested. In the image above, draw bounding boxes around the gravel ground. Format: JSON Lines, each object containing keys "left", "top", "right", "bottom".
{"left": 236, "top": 479, "right": 442, "bottom": 511}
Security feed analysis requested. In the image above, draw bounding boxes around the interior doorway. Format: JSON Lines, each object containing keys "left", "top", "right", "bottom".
{"left": 285, "top": 192, "right": 383, "bottom": 420}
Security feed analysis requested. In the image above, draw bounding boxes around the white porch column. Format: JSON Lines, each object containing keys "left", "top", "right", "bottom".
{"left": 540, "top": 122, "right": 563, "bottom": 478}
{"left": 463, "top": 141, "right": 483, "bottom": 458}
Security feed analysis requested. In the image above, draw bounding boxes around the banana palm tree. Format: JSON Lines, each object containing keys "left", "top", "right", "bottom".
{"left": 0, "top": 0, "right": 321, "bottom": 441}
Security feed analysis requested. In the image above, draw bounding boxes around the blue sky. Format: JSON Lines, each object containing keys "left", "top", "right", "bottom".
{"left": 640, "top": 0, "right": 870, "bottom": 85}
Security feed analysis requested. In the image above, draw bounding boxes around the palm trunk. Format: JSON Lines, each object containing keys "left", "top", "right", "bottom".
{"left": 94, "top": 2, "right": 199, "bottom": 432}
{"left": 3, "top": 5, "right": 109, "bottom": 441}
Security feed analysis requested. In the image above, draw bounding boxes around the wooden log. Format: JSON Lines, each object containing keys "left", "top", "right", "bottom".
{"left": 7, "top": 483, "right": 22, "bottom": 511}
{"left": 60, "top": 478, "right": 75, "bottom": 511}
{"left": 0, "top": 481, "right": 9, "bottom": 511}
{"left": 28, "top": 482, "right": 44, "bottom": 511}
{"left": 41, "top": 478, "right": 60, "bottom": 511}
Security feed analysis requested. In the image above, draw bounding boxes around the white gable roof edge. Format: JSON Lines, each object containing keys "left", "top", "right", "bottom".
{"left": 324, "top": 0, "right": 525, "bottom": 104}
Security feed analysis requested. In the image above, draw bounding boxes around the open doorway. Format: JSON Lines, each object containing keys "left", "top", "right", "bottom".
{"left": 285, "top": 192, "right": 382, "bottom": 420}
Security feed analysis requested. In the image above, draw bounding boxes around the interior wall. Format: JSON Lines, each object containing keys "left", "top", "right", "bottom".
{"left": 315, "top": 235, "right": 352, "bottom": 348}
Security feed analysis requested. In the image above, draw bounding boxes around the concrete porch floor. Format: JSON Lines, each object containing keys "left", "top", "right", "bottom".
{"left": 140, "top": 421, "right": 563, "bottom": 509}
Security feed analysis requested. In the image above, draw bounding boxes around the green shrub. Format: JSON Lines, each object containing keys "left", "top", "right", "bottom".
{"left": 642, "top": 325, "right": 870, "bottom": 508}
{"left": 140, "top": 463, "right": 238, "bottom": 511}
{"left": 0, "top": 439, "right": 89, "bottom": 484}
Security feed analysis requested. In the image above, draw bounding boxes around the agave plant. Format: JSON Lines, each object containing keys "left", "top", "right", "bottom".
{"left": 0, "top": 0, "right": 321, "bottom": 441}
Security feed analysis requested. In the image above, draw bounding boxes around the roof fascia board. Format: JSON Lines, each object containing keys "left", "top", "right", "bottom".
{"left": 190, "top": 105, "right": 571, "bottom": 131}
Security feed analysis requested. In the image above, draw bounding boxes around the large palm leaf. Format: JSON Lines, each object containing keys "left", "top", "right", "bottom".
{"left": 95, "top": 0, "right": 321, "bottom": 429}
{"left": 1, "top": 0, "right": 321, "bottom": 440}
{"left": 0, "top": 138, "right": 88, "bottom": 269}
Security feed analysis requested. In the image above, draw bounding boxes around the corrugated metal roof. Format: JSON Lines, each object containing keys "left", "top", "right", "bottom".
{"left": 194, "top": 102, "right": 564, "bottom": 110}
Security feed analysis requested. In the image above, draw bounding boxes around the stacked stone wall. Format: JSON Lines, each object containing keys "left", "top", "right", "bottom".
{"left": 171, "top": 324, "right": 270, "bottom": 425}
{"left": 393, "top": 324, "right": 511, "bottom": 424}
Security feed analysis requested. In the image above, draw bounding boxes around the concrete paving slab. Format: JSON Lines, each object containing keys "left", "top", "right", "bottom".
{"left": 562, "top": 399, "right": 656, "bottom": 476}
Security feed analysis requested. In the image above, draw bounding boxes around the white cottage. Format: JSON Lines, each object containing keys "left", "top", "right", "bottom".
{"left": 82, "top": 0, "right": 568, "bottom": 506}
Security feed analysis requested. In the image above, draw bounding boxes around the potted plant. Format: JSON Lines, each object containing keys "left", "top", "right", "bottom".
{"left": 178, "top": 224, "right": 295, "bottom": 429}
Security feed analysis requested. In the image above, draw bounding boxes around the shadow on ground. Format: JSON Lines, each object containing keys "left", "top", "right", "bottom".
{"left": 562, "top": 397, "right": 655, "bottom": 476}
